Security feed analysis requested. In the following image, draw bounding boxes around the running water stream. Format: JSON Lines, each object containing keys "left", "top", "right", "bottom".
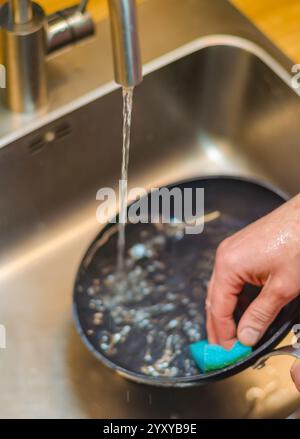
{"left": 117, "top": 86, "right": 134, "bottom": 274}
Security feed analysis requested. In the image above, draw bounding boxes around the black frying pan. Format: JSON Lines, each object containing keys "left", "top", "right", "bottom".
{"left": 73, "top": 176, "right": 300, "bottom": 387}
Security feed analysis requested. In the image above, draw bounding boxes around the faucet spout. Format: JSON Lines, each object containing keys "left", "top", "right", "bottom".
{"left": 108, "top": 0, "right": 142, "bottom": 87}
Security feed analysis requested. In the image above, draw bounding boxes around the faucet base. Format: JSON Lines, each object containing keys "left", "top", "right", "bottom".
{"left": 0, "top": 2, "right": 47, "bottom": 113}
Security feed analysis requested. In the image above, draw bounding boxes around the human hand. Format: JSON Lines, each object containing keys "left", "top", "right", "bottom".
{"left": 206, "top": 194, "right": 300, "bottom": 350}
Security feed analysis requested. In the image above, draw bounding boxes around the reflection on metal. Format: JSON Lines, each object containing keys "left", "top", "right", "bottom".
{"left": 0, "top": 64, "right": 6, "bottom": 89}
{"left": 0, "top": 2, "right": 47, "bottom": 112}
{"left": 108, "top": 0, "right": 142, "bottom": 87}
{"left": 47, "top": 6, "right": 94, "bottom": 54}
{"left": 10, "top": 0, "right": 33, "bottom": 24}
{"left": 0, "top": 0, "right": 142, "bottom": 112}
{"left": 0, "top": 0, "right": 95, "bottom": 112}
{"left": 0, "top": 325, "right": 6, "bottom": 349}
{"left": 254, "top": 345, "right": 300, "bottom": 370}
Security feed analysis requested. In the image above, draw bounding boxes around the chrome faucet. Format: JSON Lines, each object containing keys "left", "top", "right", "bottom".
{"left": 108, "top": 0, "right": 142, "bottom": 88}
{"left": 0, "top": 0, "right": 142, "bottom": 113}
{"left": 10, "top": 0, "right": 33, "bottom": 24}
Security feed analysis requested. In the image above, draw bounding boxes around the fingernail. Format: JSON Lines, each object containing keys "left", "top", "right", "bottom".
{"left": 239, "top": 328, "right": 261, "bottom": 346}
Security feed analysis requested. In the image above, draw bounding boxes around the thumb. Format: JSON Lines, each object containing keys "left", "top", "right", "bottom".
{"left": 237, "top": 279, "right": 293, "bottom": 346}
{"left": 291, "top": 360, "right": 300, "bottom": 392}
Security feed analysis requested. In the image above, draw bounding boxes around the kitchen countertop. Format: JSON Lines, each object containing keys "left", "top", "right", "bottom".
{"left": 231, "top": 0, "right": 300, "bottom": 62}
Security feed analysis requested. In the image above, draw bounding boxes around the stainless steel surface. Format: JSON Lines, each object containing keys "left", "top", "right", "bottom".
{"left": 0, "top": 1, "right": 47, "bottom": 112}
{"left": 47, "top": 6, "right": 95, "bottom": 54}
{"left": 0, "top": 0, "right": 299, "bottom": 419}
{"left": 10, "top": 0, "right": 33, "bottom": 24}
{"left": 0, "top": 0, "right": 294, "bottom": 143}
{"left": 0, "top": 0, "right": 95, "bottom": 112}
{"left": 108, "top": 0, "right": 142, "bottom": 86}
{"left": 254, "top": 345, "right": 300, "bottom": 370}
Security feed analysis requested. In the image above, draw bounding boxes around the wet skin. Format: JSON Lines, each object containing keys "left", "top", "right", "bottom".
{"left": 206, "top": 193, "right": 300, "bottom": 391}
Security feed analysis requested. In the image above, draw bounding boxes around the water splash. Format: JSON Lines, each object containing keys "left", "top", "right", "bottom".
{"left": 77, "top": 214, "right": 239, "bottom": 379}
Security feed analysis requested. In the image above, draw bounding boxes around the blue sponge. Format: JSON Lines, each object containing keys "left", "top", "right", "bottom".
{"left": 189, "top": 339, "right": 252, "bottom": 373}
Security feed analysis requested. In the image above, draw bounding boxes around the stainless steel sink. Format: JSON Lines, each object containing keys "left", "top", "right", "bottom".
{"left": 0, "top": 0, "right": 300, "bottom": 419}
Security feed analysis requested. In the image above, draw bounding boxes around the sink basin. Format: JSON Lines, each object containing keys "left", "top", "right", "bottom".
{"left": 0, "top": 0, "right": 299, "bottom": 419}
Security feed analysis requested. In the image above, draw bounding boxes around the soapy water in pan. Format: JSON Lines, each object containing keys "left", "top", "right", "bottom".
{"left": 74, "top": 212, "right": 244, "bottom": 378}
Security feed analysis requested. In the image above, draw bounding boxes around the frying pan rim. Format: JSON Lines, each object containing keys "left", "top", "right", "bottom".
{"left": 73, "top": 174, "right": 299, "bottom": 386}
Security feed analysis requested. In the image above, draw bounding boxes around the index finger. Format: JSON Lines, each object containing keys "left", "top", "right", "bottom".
{"left": 206, "top": 266, "right": 244, "bottom": 348}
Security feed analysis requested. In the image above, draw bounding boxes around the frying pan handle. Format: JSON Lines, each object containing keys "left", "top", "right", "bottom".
{"left": 253, "top": 345, "right": 300, "bottom": 369}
